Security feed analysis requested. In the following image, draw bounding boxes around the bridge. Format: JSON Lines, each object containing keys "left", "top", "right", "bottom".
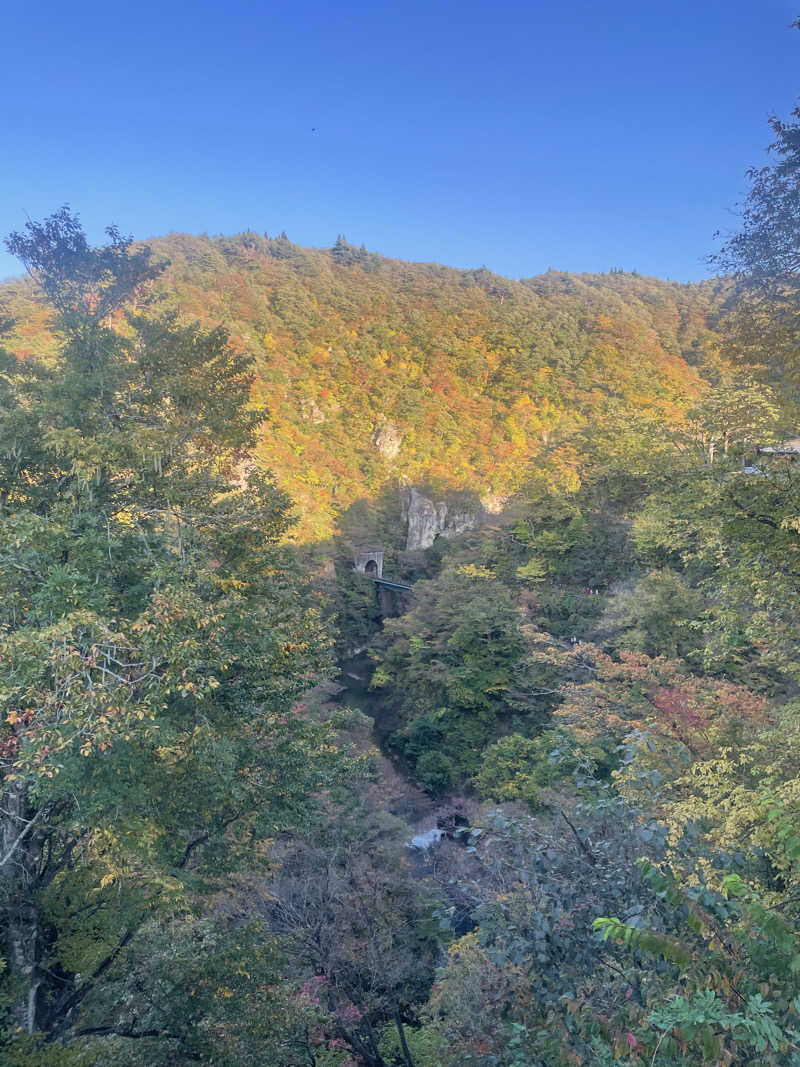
{"left": 353, "top": 545, "right": 412, "bottom": 614}
{"left": 372, "top": 576, "right": 412, "bottom": 593}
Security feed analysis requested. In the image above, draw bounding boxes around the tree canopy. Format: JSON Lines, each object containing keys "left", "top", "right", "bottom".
{"left": 0, "top": 210, "right": 352, "bottom": 1064}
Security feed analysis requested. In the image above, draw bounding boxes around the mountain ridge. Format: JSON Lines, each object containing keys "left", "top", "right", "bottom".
{"left": 0, "top": 231, "right": 726, "bottom": 538}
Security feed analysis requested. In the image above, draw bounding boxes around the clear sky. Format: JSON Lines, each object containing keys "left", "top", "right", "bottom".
{"left": 2, "top": 0, "right": 799, "bottom": 282}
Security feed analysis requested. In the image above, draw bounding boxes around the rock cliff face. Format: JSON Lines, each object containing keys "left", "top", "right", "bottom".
{"left": 372, "top": 422, "right": 403, "bottom": 460}
{"left": 401, "top": 487, "right": 479, "bottom": 550}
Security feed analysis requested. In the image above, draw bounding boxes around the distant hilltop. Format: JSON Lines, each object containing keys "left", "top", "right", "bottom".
{"left": 0, "top": 231, "right": 726, "bottom": 539}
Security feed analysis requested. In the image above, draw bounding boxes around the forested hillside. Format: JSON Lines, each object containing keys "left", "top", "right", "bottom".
{"left": 2, "top": 234, "right": 723, "bottom": 539}
{"left": 4, "top": 101, "right": 800, "bottom": 1067}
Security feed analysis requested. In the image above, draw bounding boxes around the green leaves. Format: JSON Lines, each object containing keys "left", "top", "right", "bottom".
{"left": 592, "top": 915, "right": 693, "bottom": 969}
{"left": 372, "top": 565, "right": 540, "bottom": 784}
{"left": 648, "top": 991, "right": 785, "bottom": 1055}
{"left": 0, "top": 211, "right": 353, "bottom": 1059}
{"left": 592, "top": 854, "right": 800, "bottom": 1063}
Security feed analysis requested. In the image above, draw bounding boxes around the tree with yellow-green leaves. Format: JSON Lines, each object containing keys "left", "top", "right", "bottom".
{"left": 0, "top": 210, "right": 351, "bottom": 1064}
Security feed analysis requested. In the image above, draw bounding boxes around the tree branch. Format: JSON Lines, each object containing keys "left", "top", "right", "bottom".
{"left": 560, "top": 809, "right": 597, "bottom": 866}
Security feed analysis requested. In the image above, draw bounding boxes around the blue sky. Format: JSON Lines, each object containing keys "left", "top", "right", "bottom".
{"left": 1, "top": 0, "right": 798, "bottom": 282}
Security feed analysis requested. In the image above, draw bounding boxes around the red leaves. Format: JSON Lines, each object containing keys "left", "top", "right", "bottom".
{"left": 0, "top": 736, "right": 20, "bottom": 759}
{"left": 557, "top": 644, "right": 773, "bottom": 763}
{"left": 652, "top": 685, "right": 706, "bottom": 752}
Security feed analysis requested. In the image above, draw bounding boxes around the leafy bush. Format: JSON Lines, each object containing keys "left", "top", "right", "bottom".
{"left": 415, "top": 751, "right": 454, "bottom": 795}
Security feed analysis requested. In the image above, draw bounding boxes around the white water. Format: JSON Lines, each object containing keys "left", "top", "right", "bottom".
{"left": 408, "top": 826, "right": 443, "bottom": 850}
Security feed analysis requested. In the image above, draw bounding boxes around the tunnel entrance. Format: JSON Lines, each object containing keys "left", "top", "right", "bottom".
{"left": 353, "top": 546, "right": 384, "bottom": 578}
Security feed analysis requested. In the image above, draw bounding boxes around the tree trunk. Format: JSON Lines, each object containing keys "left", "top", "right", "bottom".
{"left": 345, "top": 1017, "right": 388, "bottom": 1067}
{"left": 394, "top": 1009, "right": 416, "bottom": 1067}
{"left": 0, "top": 779, "right": 45, "bottom": 1033}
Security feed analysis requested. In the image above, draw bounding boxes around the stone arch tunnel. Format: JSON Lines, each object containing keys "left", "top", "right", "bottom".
{"left": 353, "top": 546, "right": 384, "bottom": 578}
{"left": 352, "top": 545, "right": 412, "bottom": 616}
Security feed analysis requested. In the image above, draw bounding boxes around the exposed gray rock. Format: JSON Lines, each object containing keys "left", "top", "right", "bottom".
{"left": 401, "top": 487, "right": 479, "bottom": 550}
{"left": 299, "top": 397, "right": 325, "bottom": 424}
{"left": 481, "top": 491, "right": 509, "bottom": 514}
{"left": 373, "top": 421, "right": 403, "bottom": 459}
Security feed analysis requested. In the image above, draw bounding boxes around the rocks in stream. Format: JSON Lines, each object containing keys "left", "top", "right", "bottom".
{"left": 437, "top": 810, "right": 470, "bottom": 837}
{"left": 408, "top": 809, "right": 470, "bottom": 851}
